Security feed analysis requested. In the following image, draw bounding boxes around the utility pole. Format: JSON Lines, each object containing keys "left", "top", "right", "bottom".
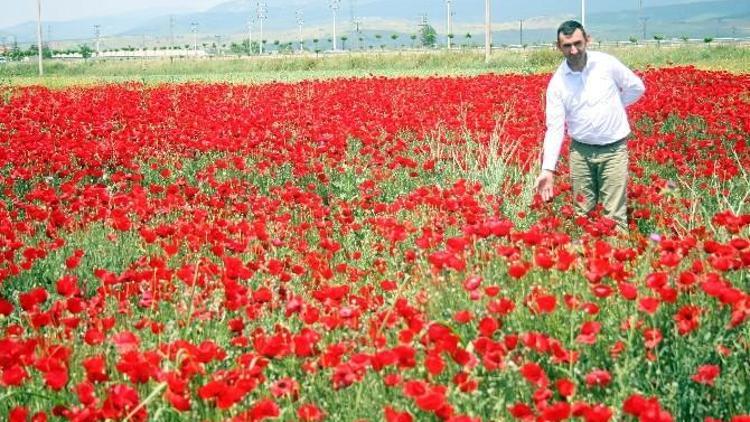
{"left": 257, "top": 2, "right": 267, "bottom": 54}
{"left": 329, "top": 0, "right": 341, "bottom": 51}
{"left": 445, "top": 0, "right": 453, "bottom": 49}
{"left": 191, "top": 22, "right": 198, "bottom": 56}
{"left": 94, "top": 24, "right": 101, "bottom": 57}
{"left": 247, "top": 18, "right": 254, "bottom": 55}
{"left": 353, "top": 17, "right": 362, "bottom": 49}
{"left": 484, "top": 0, "right": 491, "bottom": 63}
{"left": 639, "top": 0, "right": 647, "bottom": 40}
{"left": 581, "top": 0, "right": 586, "bottom": 28}
{"left": 169, "top": 15, "right": 175, "bottom": 48}
{"left": 296, "top": 10, "right": 304, "bottom": 52}
{"left": 519, "top": 19, "right": 524, "bottom": 47}
{"left": 350, "top": 0, "right": 363, "bottom": 50}
{"left": 36, "top": 0, "right": 43, "bottom": 76}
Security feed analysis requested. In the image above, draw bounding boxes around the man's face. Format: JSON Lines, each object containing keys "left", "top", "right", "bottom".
{"left": 557, "top": 28, "right": 588, "bottom": 69}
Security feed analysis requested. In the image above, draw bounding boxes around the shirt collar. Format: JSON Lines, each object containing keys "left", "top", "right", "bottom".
{"left": 562, "top": 53, "right": 591, "bottom": 75}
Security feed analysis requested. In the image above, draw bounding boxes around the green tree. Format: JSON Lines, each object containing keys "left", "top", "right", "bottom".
{"left": 340, "top": 35, "right": 348, "bottom": 50}
{"left": 79, "top": 44, "right": 93, "bottom": 60}
{"left": 278, "top": 42, "right": 293, "bottom": 54}
{"left": 419, "top": 25, "right": 437, "bottom": 48}
{"left": 230, "top": 40, "right": 258, "bottom": 56}
{"left": 375, "top": 34, "right": 384, "bottom": 50}
{"left": 8, "top": 45, "right": 24, "bottom": 61}
{"left": 653, "top": 34, "right": 664, "bottom": 47}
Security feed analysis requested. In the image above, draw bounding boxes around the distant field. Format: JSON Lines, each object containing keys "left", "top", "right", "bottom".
{"left": 1, "top": 44, "right": 749, "bottom": 87}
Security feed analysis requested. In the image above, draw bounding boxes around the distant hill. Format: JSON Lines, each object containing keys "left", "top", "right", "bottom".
{"left": 585, "top": 0, "right": 750, "bottom": 41}
{"left": 1, "top": 0, "right": 747, "bottom": 48}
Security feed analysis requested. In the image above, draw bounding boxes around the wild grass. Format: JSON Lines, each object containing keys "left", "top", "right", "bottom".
{"left": 1, "top": 44, "right": 748, "bottom": 88}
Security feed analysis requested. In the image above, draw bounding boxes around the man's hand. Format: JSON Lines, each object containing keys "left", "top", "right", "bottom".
{"left": 535, "top": 170, "right": 555, "bottom": 202}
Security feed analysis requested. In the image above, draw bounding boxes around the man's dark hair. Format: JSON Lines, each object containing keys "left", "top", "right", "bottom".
{"left": 557, "top": 20, "right": 587, "bottom": 40}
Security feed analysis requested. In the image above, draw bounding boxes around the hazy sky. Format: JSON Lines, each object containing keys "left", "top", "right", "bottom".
{"left": 1, "top": 0, "right": 226, "bottom": 28}
{"left": 1, "top": 0, "right": 720, "bottom": 29}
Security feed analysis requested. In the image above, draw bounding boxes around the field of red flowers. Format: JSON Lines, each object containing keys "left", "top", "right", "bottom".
{"left": 0, "top": 66, "right": 748, "bottom": 421}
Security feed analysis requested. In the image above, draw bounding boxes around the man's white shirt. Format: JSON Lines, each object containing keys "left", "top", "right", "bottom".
{"left": 541, "top": 50, "right": 646, "bottom": 171}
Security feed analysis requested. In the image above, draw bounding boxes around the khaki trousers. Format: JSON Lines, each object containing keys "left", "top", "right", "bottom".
{"left": 569, "top": 139, "right": 629, "bottom": 230}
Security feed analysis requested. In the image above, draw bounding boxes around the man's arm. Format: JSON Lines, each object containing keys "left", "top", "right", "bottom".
{"left": 536, "top": 84, "right": 565, "bottom": 201}
{"left": 612, "top": 59, "right": 645, "bottom": 107}
{"left": 541, "top": 86, "right": 565, "bottom": 172}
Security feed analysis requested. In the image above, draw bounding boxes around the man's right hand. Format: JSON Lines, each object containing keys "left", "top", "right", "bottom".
{"left": 535, "top": 170, "right": 555, "bottom": 202}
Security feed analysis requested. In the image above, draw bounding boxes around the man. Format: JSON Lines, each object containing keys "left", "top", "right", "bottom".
{"left": 535, "top": 20, "right": 645, "bottom": 231}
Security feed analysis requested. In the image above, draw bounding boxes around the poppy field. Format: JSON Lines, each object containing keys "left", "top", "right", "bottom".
{"left": 0, "top": 66, "right": 748, "bottom": 421}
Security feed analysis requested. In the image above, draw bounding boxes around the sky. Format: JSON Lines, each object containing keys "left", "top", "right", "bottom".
{"left": 0, "top": 0, "right": 720, "bottom": 30}
{"left": 1, "top": 0, "right": 226, "bottom": 28}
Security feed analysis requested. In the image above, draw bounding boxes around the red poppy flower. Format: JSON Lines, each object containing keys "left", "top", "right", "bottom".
{"left": 692, "top": 364, "right": 720, "bottom": 386}
{"left": 520, "top": 362, "right": 548, "bottom": 388}
{"left": 508, "top": 402, "right": 534, "bottom": 420}
{"left": 643, "top": 328, "right": 663, "bottom": 349}
{"left": 585, "top": 369, "right": 612, "bottom": 388}
{"left": 384, "top": 406, "right": 413, "bottom": 422}
{"left": 576, "top": 321, "right": 601, "bottom": 345}
{"left": 674, "top": 305, "right": 702, "bottom": 335}
{"left": 297, "top": 403, "right": 325, "bottom": 421}
{"left": 555, "top": 378, "right": 576, "bottom": 398}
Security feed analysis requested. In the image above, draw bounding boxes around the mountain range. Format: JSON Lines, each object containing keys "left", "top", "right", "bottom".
{"left": 1, "top": 0, "right": 747, "bottom": 48}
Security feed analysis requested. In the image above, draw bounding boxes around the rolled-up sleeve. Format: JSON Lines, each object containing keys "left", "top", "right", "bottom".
{"left": 541, "top": 85, "right": 566, "bottom": 172}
